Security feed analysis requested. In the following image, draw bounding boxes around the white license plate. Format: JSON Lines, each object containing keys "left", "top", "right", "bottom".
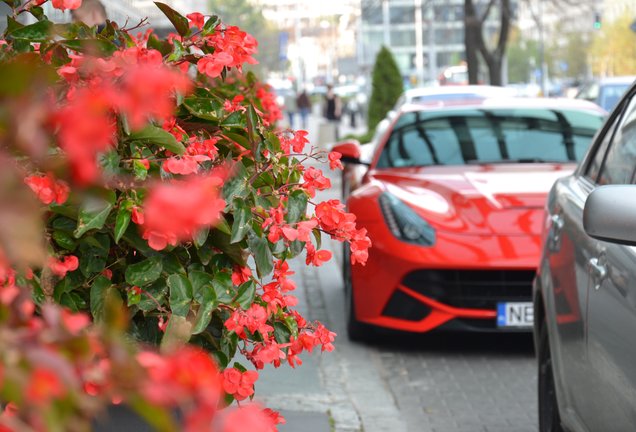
{"left": 497, "top": 302, "right": 533, "bottom": 328}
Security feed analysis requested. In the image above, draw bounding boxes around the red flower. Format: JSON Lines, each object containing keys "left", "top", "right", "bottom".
{"left": 328, "top": 151, "right": 344, "bottom": 170}
{"left": 221, "top": 404, "right": 278, "bottom": 432}
{"left": 51, "top": 0, "right": 81, "bottom": 10}
{"left": 231, "top": 265, "right": 252, "bottom": 286}
{"left": 305, "top": 243, "right": 332, "bottom": 267}
{"left": 54, "top": 86, "right": 117, "bottom": 184}
{"left": 48, "top": 255, "right": 79, "bottom": 278}
{"left": 197, "top": 52, "right": 234, "bottom": 78}
{"left": 224, "top": 95, "right": 246, "bottom": 113}
{"left": 24, "top": 174, "right": 70, "bottom": 205}
{"left": 26, "top": 368, "right": 67, "bottom": 404}
{"left": 302, "top": 167, "right": 331, "bottom": 197}
{"left": 139, "top": 173, "right": 226, "bottom": 250}
{"left": 186, "top": 12, "right": 205, "bottom": 29}
{"left": 163, "top": 156, "right": 207, "bottom": 175}
{"left": 222, "top": 368, "right": 259, "bottom": 401}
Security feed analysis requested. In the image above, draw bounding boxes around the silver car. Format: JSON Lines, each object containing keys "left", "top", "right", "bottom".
{"left": 534, "top": 81, "right": 636, "bottom": 431}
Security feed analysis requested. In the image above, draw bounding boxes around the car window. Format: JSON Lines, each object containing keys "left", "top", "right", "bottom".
{"left": 597, "top": 95, "right": 636, "bottom": 185}
{"left": 376, "top": 108, "right": 604, "bottom": 168}
{"left": 586, "top": 121, "right": 618, "bottom": 182}
{"left": 599, "top": 84, "right": 631, "bottom": 112}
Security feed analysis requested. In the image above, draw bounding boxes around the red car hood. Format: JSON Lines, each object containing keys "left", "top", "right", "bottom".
{"left": 371, "top": 164, "right": 574, "bottom": 236}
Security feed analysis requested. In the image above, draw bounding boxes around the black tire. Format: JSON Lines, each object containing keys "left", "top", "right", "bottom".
{"left": 343, "top": 243, "right": 373, "bottom": 342}
{"left": 538, "top": 321, "right": 565, "bottom": 432}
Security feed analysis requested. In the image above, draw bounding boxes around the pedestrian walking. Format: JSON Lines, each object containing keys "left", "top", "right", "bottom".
{"left": 71, "top": 0, "right": 107, "bottom": 29}
{"left": 323, "top": 84, "right": 341, "bottom": 140}
{"left": 283, "top": 91, "right": 297, "bottom": 129}
{"left": 296, "top": 90, "right": 312, "bottom": 130}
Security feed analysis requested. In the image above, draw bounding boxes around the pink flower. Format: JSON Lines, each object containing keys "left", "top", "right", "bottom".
{"left": 302, "top": 167, "right": 331, "bottom": 197}
{"left": 48, "top": 255, "right": 79, "bottom": 278}
{"left": 25, "top": 174, "right": 70, "bottom": 205}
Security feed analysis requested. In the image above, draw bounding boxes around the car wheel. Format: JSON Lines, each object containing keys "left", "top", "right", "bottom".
{"left": 538, "top": 321, "right": 564, "bottom": 432}
{"left": 343, "top": 243, "right": 372, "bottom": 342}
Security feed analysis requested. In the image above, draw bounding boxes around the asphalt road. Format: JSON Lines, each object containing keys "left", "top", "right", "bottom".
{"left": 255, "top": 133, "right": 539, "bottom": 431}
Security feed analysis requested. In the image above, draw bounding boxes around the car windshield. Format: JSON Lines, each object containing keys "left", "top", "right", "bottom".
{"left": 376, "top": 108, "right": 604, "bottom": 168}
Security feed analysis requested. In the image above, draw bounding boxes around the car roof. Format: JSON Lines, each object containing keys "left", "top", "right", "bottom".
{"left": 399, "top": 97, "right": 607, "bottom": 115}
{"left": 598, "top": 76, "right": 636, "bottom": 85}
{"left": 402, "top": 85, "right": 517, "bottom": 99}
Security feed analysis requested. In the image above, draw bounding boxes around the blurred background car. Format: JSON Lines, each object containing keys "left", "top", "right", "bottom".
{"left": 534, "top": 82, "right": 636, "bottom": 432}
{"left": 334, "top": 97, "right": 605, "bottom": 342}
{"left": 575, "top": 75, "right": 636, "bottom": 112}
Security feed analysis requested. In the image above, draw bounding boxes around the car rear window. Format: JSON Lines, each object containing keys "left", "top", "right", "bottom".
{"left": 376, "top": 108, "right": 604, "bottom": 168}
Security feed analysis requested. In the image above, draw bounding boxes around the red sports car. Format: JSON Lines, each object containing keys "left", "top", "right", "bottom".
{"left": 333, "top": 98, "right": 605, "bottom": 341}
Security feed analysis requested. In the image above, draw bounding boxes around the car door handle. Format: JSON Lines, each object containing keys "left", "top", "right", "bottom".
{"left": 589, "top": 257, "right": 607, "bottom": 290}
{"left": 550, "top": 214, "right": 564, "bottom": 237}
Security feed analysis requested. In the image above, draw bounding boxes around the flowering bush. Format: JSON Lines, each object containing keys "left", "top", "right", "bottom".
{"left": 0, "top": 0, "right": 371, "bottom": 430}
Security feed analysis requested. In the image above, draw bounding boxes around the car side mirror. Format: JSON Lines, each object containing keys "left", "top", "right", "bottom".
{"left": 583, "top": 185, "right": 636, "bottom": 246}
{"left": 332, "top": 140, "right": 368, "bottom": 165}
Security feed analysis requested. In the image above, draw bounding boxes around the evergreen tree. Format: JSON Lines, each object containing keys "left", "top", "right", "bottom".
{"left": 368, "top": 46, "right": 404, "bottom": 132}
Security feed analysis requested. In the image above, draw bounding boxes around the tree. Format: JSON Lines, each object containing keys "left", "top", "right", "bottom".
{"left": 590, "top": 12, "right": 636, "bottom": 77}
{"left": 368, "top": 46, "right": 404, "bottom": 132}
{"left": 464, "top": 0, "right": 512, "bottom": 85}
{"left": 506, "top": 28, "right": 540, "bottom": 83}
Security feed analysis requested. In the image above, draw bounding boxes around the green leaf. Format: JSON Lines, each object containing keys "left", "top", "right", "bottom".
{"left": 202, "top": 15, "right": 220, "bottom": 34}
{"left": 59, "top": 39, "right": 117, "bottom": 56}
{"left": 137, "top": 280, "right": 168, "bottom": 312}
{"left": 221, "top": 111, "right": 245, "bottom": 128}
{"left": 212, "top": 272, "right": 234, "bottom": 304}
{"left": 313, "top": 228, "right": 322, "bottom": 250}
{"left": 162, "top": 253, "right": 184, "bottom": 275}
{"left": 224, "top": 132, "right": 251, "bottom": 150}
{"left": 235, "top": 281, "right": 255, "bottom": 309}
{"left": 183, "top": 97, "right": 221, "bottom": 121}
{"left": 28, "top": 6, "right": 44, "bottom": 20}
{"left": 286, "top": 190, "right": 308, "bottom": 223}
{"left": 167, "top": 274, "right": 193, "bottom": 317}
{"left": 167, "top": 38, "right": 185, "bottom": 62}
{"left": 52, "top": 230, "right": 77, "bottom": 251}
{"left": 190, "top": 270, "right": 214, "bottom": 303}
{"left": 129, "top": 125, "right": 185, "bottom": 155}
{"left": 100, "top": 150, "right": 121, "bottom": 175}
{"left": 74, "top": 195, "right": 115, "bottom": 238}
{"left": 192, "top": 301, "right": 215, "bottom": 335}
{"left": 230, "top": 203, "right": 251, "bottom": 244}
{"left": 216, "top": 216, "right": 232, "bottom": 235}
{"left": 209, "top": 229, "right": 246, "bottom": 266}
{"left": 222, "top": 161, "right": 249, "bottom": 202}
{"left": 248, "top": 235, "right": 274, "bottom": 277}
{"left": 147, "top": 33, "right": 172, "bottom": 56}
{"left": 194, "top": 226, "right": 209, "bottom": 248}
{"left": 154, "top": 2, "right": 190, "bottom": 37}
{"left": 114, "top": 207, "right": 131, "bottom": 244}
{"left": 133, "top": 160, "right": 148, "bottom": 180}
{"left": 233, "top": 362, "right": 247, "bottom": 373}
{"left": 6, "top": 17, "right": 24, "bottom": 33}
{"left": 60, "top": 291, "right": 86, "bottom": 312}
{"left": 273, "top": 321, "right": 292, "bottom": 344}
{"left": 127, "top": 288, "right": 141, "bottom": 306}
{"left": 8, "top": 20, "right": 51, "bottom": 41}
{"left": 125, "top": 256, "right": 163, "bottom": 287}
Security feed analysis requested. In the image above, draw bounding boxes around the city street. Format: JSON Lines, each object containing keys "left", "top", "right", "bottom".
{"left": 255, "top": 115, "right": 538, "bottom": 432}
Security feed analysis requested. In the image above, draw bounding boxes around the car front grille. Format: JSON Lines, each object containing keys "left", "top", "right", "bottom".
{"left": 401, "top": 269, "right": 535, "bottom": 310}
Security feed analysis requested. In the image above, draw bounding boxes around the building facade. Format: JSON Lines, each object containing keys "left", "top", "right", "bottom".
{"left": 360, "top": 0, "right": 501, "bottom": 84}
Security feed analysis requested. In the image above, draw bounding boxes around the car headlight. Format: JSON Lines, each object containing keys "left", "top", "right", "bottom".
{"left": 378, "top": 192, "right": 436, "bottom": 246}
